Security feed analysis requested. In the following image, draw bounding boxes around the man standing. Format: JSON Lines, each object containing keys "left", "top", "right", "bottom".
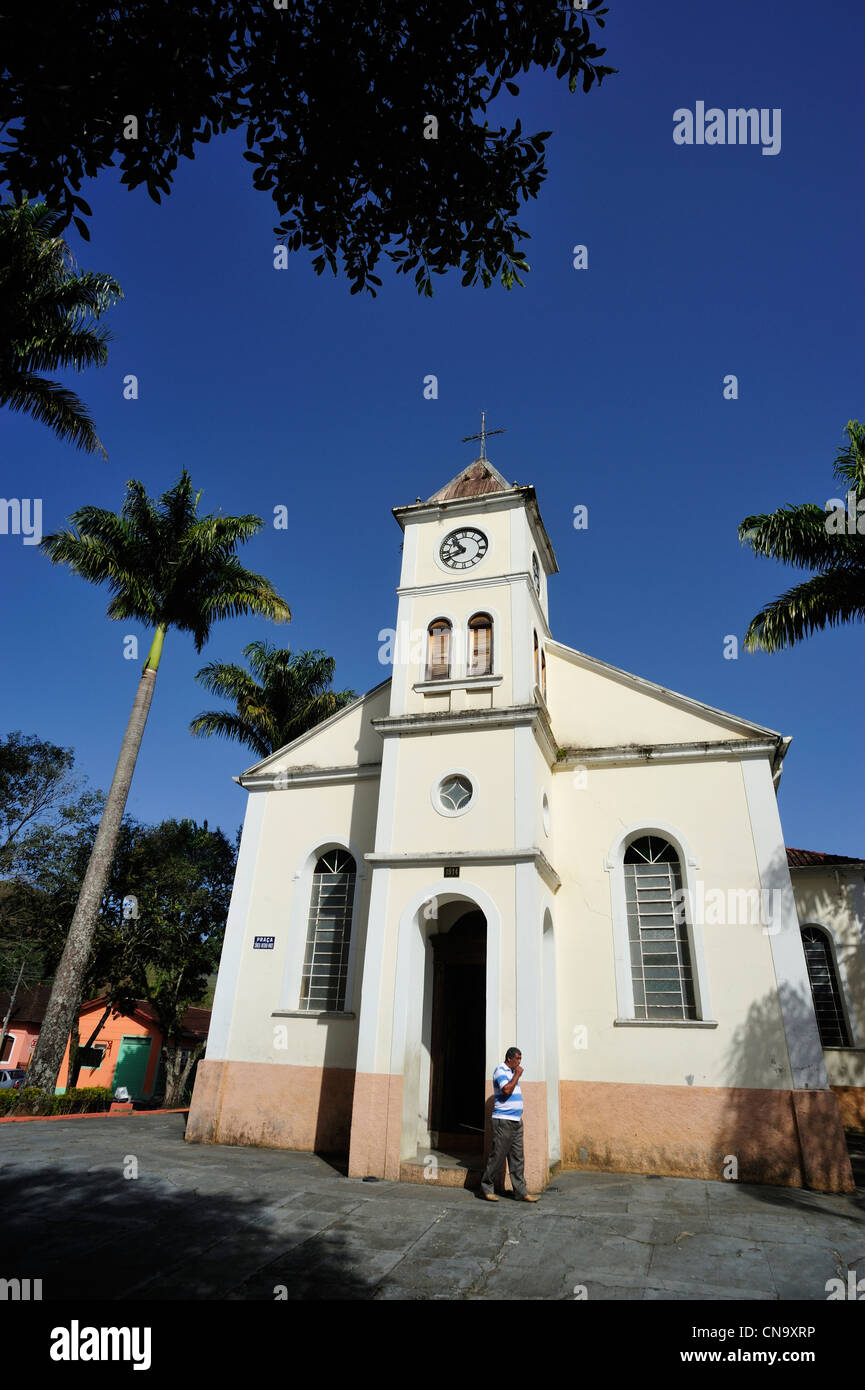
{"left": 479, "top": 1047, "right": 539, "bottom": 1202}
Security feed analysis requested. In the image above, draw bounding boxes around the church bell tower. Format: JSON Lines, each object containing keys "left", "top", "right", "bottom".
{"left": 387, "top": 429, "right": 558, "bottom": 721}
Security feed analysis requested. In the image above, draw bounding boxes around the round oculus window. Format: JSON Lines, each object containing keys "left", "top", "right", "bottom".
{"left": 439, "top": 774, "right": 473, "bottom": 812}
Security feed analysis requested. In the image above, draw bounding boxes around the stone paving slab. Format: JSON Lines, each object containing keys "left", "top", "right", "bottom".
{"left": 1, "top": 1113, "right": 863, "bottom": 1301}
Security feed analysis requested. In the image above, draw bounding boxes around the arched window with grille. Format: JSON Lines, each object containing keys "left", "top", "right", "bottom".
{"left": 467, "top": 613, "right": 493, "bottom": 676}
{"left": 624, "top": 835, "right": 697, "bottom": 1020}
{"left": 801, "top": 925, "right": 850, "bottom": 1047}
{"left": 300, "top": 849, "right": 356, "bottom": 1011}
{"left": 426, "top": 619, "right": 451, "bottom": 680}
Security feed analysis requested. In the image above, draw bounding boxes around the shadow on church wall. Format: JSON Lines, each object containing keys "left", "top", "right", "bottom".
{"left": 564, "top": 841, "right": 863, "bottom": 1198}
{"left": 309, "top": 753, "right": 383, "bottom": 1164}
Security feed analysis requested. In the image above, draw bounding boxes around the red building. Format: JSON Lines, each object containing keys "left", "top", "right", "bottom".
{"left": 0, "top": 987, "right": 209, "bottom": 1100}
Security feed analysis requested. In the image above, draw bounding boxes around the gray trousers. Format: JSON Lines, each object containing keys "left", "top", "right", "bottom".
{"left": 480, "top": 1118, "right": 527, "bottom": 1197}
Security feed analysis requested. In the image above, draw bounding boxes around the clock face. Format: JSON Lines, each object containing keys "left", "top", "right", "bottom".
{"left": 440, "top": 528, "right": 488, "bottom": 570}
{"left": 532, "top": 553, "right": 540, "bottom": 595}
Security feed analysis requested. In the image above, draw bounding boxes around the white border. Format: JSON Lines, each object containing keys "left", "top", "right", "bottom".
{"left": 205, "top": 790, "right": 267, "bottom": 1059}
{"left": 741, "top": 758, "right": 829, "bottom": 1089}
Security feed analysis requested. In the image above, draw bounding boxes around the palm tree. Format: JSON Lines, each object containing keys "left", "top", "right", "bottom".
{"left": 0, "top": 201, "right": 122, "bottom": 457}
{"left": 191, "top": 642, "right": 356, "bottom": 759}
{"left": 26, "top": 471, "right": 291, "bottom": 1092}
{"left": 738, "top": 420, "right": 865, "bottom": 651}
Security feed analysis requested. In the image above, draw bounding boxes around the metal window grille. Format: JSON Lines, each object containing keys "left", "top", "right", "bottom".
{"left": 801, "top": 926, "right": 850, "bottom": 1048}
{"left": 624, "top": 835, "right": 697, "bottom": 1020}
{"left": 300, "top": 849, "right": 356, "bottom": 1011}
{"left": 440, "top": 775, "right": 472, "bottom": 811}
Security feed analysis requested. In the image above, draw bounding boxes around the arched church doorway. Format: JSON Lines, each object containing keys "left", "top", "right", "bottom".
{"left": 428, "top": 909, "right": 486, "bottom": 1153}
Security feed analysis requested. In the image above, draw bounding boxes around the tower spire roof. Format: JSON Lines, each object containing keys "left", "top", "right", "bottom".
{"left": 427, "top": 457, "right": 512, "bottom": 503}
{"left": 427, "top": 412, "right": 511, "bottom": 501}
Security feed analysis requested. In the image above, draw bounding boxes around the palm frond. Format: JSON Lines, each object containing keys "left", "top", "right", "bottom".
{"left": 187, "top": 711, "right": 271, "bottom": 762}
{"left": 0, "top": 370, "right": 106, "bottom": 455}
{"left": 194, "top": 661, "right": 260, "bottom": 705}
{"left": 191, "top": 643, "right": 353, "bottom": 755}
{"left": 833, "top": 420, "right": 865, "bottom": 492}
{"left": 0, "top": 199, "right": 121, "bottom": 455}
{"left": 744, "top": 570, "right": 865, "bottom": 652}
{"left": 738, "top": 502, "right": 862, "bottom": 573}
{"left": 15, "top": 326, "right": 111, "bottom": 374}
{"left": 43, "top": 472, "right": 292, "bottom": 670}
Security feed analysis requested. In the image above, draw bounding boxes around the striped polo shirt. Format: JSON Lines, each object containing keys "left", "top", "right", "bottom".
{"left": 492, "top": 1063, "right": 523, "bottom": 1120}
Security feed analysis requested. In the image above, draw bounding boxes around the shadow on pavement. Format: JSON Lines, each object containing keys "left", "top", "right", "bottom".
{"left": 0, "top": 1164, "right": 373, "bottom": 1301}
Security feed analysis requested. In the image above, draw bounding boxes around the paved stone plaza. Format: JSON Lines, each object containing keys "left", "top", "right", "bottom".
{"left": 2, "top": 1113, "right": 863, "bottom": 1300}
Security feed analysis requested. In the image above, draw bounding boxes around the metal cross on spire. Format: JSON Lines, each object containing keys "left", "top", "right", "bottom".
{"left": 461, "top": 411, "right": 505, "bottom": 462}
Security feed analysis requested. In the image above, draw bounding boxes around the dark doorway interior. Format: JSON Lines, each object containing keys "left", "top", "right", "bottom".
{"left": 428, "top": 909, "right": 486, "bottom": 1154}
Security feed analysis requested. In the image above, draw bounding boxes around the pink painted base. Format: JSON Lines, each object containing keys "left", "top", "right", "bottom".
{"left": 559, "top": 1080, "right": 854, "bottom": 1192}
{"left": 831, "top": 1084, "right": 865, "bottom": 1134}
{"left": 186, "top": 1059, "right": 354, "bottom": 1152}
{"left": 347, "top": 1073, "right": 403, "bottom": 1180}
{"left": 185, "top": 1062, "right": 856, "bottom": 1194}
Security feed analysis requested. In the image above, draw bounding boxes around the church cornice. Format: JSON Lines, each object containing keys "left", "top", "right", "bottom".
{"left": 372, "top": 702, "right": 558, "bottom": 762}
{"left": 364, "top": 847, "right": 561, "bottom": 892}
{"left": 554, "top": 737, "right": 784, "bottom": 769}
{"left": 396, "top": 570, "right": 553, "bottom": 637}
{"left": 393, "top": 490, "right": 521, "bottom": 526}
{"left": 238, "top": 762, "right": 381, "bottom": 789}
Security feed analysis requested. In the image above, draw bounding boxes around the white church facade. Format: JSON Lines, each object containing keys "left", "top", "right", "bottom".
{"left": 187, "top": 457, "right": 859, "bottom": 1193}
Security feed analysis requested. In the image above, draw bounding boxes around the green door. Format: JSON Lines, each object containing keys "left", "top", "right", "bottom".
{"left": 111, "top": 1036, "right": 152, "bottom": 1099}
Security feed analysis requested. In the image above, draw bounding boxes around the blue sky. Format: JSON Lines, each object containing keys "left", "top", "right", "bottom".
{"left": 2, "top": 0, "right": 863, "bottom": 854}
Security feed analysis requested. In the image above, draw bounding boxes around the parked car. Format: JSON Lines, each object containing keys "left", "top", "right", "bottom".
{"left": 0, "top": 1069, "right": 28, "bottom": 1090}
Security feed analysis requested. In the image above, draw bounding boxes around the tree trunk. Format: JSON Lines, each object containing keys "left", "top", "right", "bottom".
{"left": 27, "top": 660, "right": 160, "bottom": 1093}
{"left": 163, "top": 1041, "right": 203, "bottom": 1108}
{"left": 0, "top": 957, "right": 25, "bottom": 1062}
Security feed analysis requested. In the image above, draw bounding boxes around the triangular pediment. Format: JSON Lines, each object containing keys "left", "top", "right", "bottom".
{"left": 238, "top": 680, "right": 390, "bottom": 782}
{"left": 546, "top": 640, "right": 783, "bottom": 748}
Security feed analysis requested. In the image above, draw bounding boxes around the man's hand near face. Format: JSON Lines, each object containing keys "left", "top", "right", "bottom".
{"left": 501, "top": 1059, "right": 523, "bottom": 1097}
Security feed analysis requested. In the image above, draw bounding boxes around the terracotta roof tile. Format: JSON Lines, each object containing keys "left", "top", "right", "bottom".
{"left": 427, "top": 459, "right": 511, "bottom": 502}
{"left": 0, "top": 984, "right": 54, "bottom": 1024}
{"left": 786, "top": 848, "right": 864, "bottom": 868}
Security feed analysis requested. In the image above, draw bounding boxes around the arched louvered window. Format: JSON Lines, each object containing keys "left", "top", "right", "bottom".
{"left": 300, "top": 849, "right": 356, "bottom": 1011}
{"left": 467, "top": 613, "right": 493, "bottom": 676}
{"left": 533, "top": 631, "right": 539, "bottom": 689}
{"left": 624, "top": 836, "right": 696, "bottom": 1020}
{"left": 427, "top": 619, "right": 451, "bottom": 680}
{"left": 541, "top": 648, "right": 547, "bottom": 699}
{"left": 801, "top": 926, "right": 850, "bottom": 1047}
